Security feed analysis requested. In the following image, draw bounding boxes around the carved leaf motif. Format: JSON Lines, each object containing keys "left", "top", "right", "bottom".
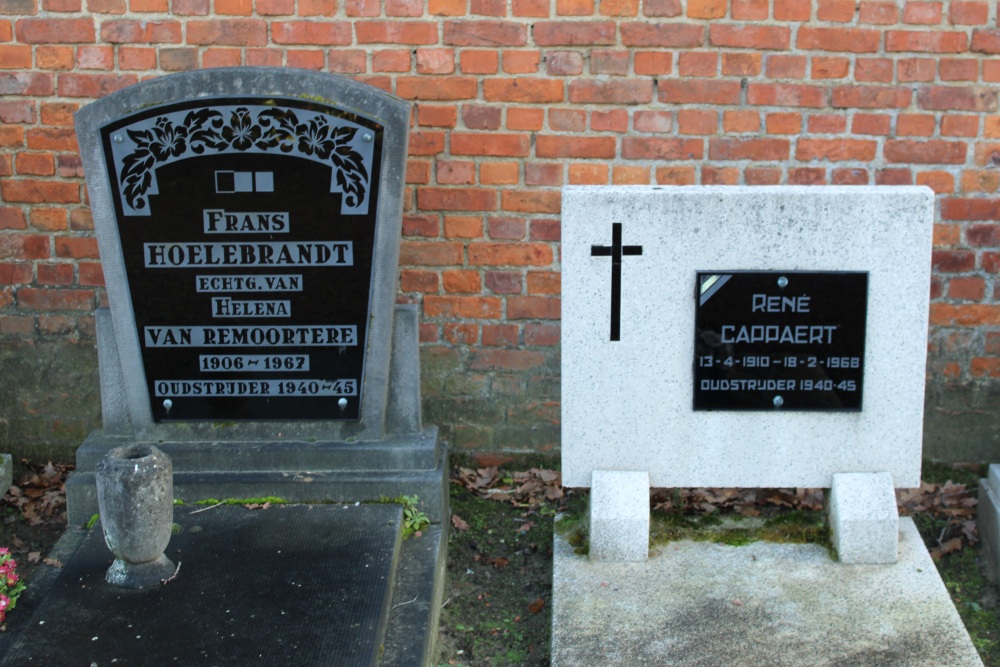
{"left": 256, "top": 108, "right": 298, "bottom": 152}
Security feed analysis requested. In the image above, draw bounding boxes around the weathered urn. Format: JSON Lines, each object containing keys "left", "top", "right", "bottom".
{"left": 95, "top": 444, "right": 176, "bottom": 588}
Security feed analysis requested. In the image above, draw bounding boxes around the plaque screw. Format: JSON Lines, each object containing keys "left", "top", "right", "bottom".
{"left": 163, "top": 399, "right": 173, "bottom": 412}
{"left": 338, "top": 398, "right": 348, "bottom": 409}
{"left": 777, "top": 276, "right": 788, "bottom": 288}
{"left": 113, "top": 134, "right": 124, "bottom": 143}
{"left": 773, "top": 395, "right": 784, "bottom": 408}
{"left": 362, "top": 133, "right": 373, "bottom": 143}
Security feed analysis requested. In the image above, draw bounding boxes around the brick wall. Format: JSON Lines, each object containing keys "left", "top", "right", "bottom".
{"left": 1, "top": 0, "right": 999, "bottom": 461}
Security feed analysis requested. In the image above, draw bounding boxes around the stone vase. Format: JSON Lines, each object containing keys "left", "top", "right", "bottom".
{"left": 95, "top": 444, "right": 176, "bottom": 588}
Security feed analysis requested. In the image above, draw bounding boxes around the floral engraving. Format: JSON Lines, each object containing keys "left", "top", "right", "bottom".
{"left": 118, "top": 106, "right": 370, "bottom": 212}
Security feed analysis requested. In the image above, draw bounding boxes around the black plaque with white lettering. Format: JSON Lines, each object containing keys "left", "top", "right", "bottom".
{"left": 694, "top": 271, "right": 868, "bottom": 411}
{"left": 100, "top": 98, "right": 383, "bottom": 421}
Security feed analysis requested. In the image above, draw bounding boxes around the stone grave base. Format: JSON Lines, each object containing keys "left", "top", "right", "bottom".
{"left": 552, "top": 518, "right": 982, "bottom": 667}
{"left": 0, "top": 504, "right": 445, "bottom": 667}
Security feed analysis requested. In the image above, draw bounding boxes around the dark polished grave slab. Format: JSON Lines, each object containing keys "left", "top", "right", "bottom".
{"left": 1, "top": 504, "right": 406, "bottom": 666}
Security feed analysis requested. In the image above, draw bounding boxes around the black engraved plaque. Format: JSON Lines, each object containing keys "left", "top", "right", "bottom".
{"left": 694, "top": 271, "right": 868, "bottom": 411}
{"left": 100, "top": 98, "right": 384, "bottom": 422}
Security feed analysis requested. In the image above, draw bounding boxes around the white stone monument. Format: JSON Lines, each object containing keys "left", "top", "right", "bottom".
{"left": 553, "top": 186, "right": 984, "bottom": 666}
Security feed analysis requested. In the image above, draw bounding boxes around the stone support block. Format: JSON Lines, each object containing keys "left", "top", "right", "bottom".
{"left": 828, "top": 471, "right": 898, "bottom": 564}
{"left": 589, "top": 470, "right": 649, "bottom": 562}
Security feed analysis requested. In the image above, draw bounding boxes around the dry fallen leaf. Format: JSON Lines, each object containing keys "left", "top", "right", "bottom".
{"left": 516, "top": 521, "right": 534, "bottom": 533}
{"left": 27, "top": 552, "right": 40, "bottom": 564}
{"left": 42, "top": 557, "right": 63, "bottom": 568}
{"left": 451, "top": 514, "right": 470, "bottom": 531}
{"left": 528, "top": 597, "right": 545, "bottom": 614}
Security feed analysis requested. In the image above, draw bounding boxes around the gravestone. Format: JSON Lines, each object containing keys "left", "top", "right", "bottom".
{"left": 978, "top": 465, "right": 1000, "bottom": 582}
{"left": 7, "top": 68, "right": 446, "bottom": 666}
{"left": 553, "top": 185, "right": 984, "bottom": 666}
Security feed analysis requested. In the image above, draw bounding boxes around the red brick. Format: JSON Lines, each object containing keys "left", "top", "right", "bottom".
{"left": 743, "top": 168, "right": 779, "bottom": 184}
{"left": 460, "top": 50, "right": 499, "bottom": 74}
{"left": 702, "top": 166, "right": 739, "bottom": 184}
{"left": 568, "top": 163, "right": 608, "bottom": 184}
{"left": 941, "top": 199, "right": 1000, "bottom": 220}
{"left": 484, "top": 78, "right": 563, "bottom": 103}
{"left": 507, "top": 108, "right": 544, "bottom": 130}
{"left": 722, "top": 53, "right": 762, "bottom": 77}
{"left": 471, "top": 0, "right": 505, "bottom": 15}
{"left": 902, "top": 1, "right": 942, "bottom": 24}
{"left": 970, "top": 358, "right": 1000, "bottom": 378}
{"left": 535, "top": 21, "right": 616, "bottom": 46}
{"left": 797, "top": 138, "right": 876, "bottom": 161}
{"left": 569, "top": 79, "right": 652, "bottom": 104}
{"left": 767, "top": 112, "right": 802, "bottom": 134}
{"left": 396, "top": 77, "right": 478, "bottom": 100}
{"left": 710, "top": 138, "right": 790, "bottom": 161}
{"left": 859, "top": 1, "right": 897, "bottom": 23}
{"left": 399, "top": 269, "right": 438, "bottom": 292}
{"left": 0, "top": 126, "right": 23, "bottom": 148}
{"left": 591, "top": 109, "right": 628, "bottom": 133}
{"left": 655, "top": 166, "right": 696, "bottom": 185}
{"left": 724, "top": 110, "right": 760, "bottom": 133}
{"left": 852, "top": 113, "right": 891, "bottom": 135}
{"left": 525, "top": 163, "right": 558, "bottom": 186}
{"left": 659, "top": 80, "right": 740, "bottom": 105}
{"left": 18, "top": 287, "right": 93, "bottom": 311}
{"left": 797, "top": 27, "right": 880, "bottom": 52}
{"left": 1, "top": 179, "right": 78, "bottom": 203}
{"left": 0, "top": 234, "right": 49, "bottom": 259}
{"left": 537, "top": 135, "right": 616, "bottom": 159}
{"left": 425, "top": 295, "right": 502, "bottom": 319}
{"left": 939, "top": 59, "right": 978, "bottom": 82}
{"left": 832, "top": 168, "right": 869, "bottom": 184}
{"left": 468, "top": 242, "right": 553, "bottom": 266}
{"left": 919, "top": 86, "right": 998, "bottom": 112}
{"left": 774, "top": 0, "right": 811, "bottom": 20}
{"left": 732, "top": 0, "right": 768, "bottom": 19}
{"left": 15, "top": 153, "right": 54, "bottom": 176}
{"left": 508, "top": 296, "right": 560, "bottom": 319}
{"left": 357, "top": 21, "right": 439, "bottom": 45}
{"left": 765, "top": 55, "right": 806, "bottom": 79}
{"left": 677, "top": 109, "right": 716, "bottom": 135}
{"left": 711, "top": 24, "right": 790, "bottom": 50}
{"left": 789, "top": 167, "right": 826, "bottom": 184}
{"left": 932, "top": 249, "right": 976, "bottom": 272}
{"left": 831, "top": 85, "right": 912, "bottom": 108}
{"left": 530, "top": 221, "right": 560, "bottom": 243}
{"left": 485, "top": 271, "right": 522, "bottom": 294}
{"left": 897, "top": 114, "right": 936, "bottom": 136}
{"left": 818, "top": 0, "right": 855, "bottom": 21}
{"left": 613, "top": 166, "right": 650, "bottom": 184}
{"left": 443, "top": 20, "right": 526, "bottom": 46}
{"left": 812, "top": 57, "right": 850, "bottom": 79}
{"left": 0, "top": 263, "right": 31, "bottom": 284}
{"left": 399, "top": 240, "right": 463, "bottom": 266}
{"left": 808, "top": 114, "right": 846, "bottom": 133}
{"left": 442, "top": 269, "right": 481, "bottom": 293}
{"left": 934, "top": 115, "right": 977, "bottom": 139}
{"left": 453, "top": 133, "right": 531, "bottom": 157}
{"left": 556, "top": 0, "right": 593, "bottom": 14}
{"left": 409, "top": 131, "right": 445, "bottom": 156}
{"left": 0, "top": 45, "right": 30, "bottom": 70}
{"left": 590, "top": 49, "right": 629, "bottom": 75}
{"left": 37, "top": 263, "right": 73, "bottom": 285}
{"left": 513, "top": 0, "right": 549, "bottom": 16}
{"left": 372, "top": 49, "right": 411, "bottom": 73}
{"left": 272, "top": 22, "right": 350, "bottom": 45}
{"left": 598, "top": 0, "right": 636, "bottom": 14}
{"left": 487, "top": 216, "right": 526, "bottom": 240}
{"left": 620, "top": 22, "right": 703, "bottom": 47}
{"left": 898, "top": 58, "right": 937, "bottom": 82}
{"left": 401, "top": 215, "right": 437, "bottom": 237}
{"left": 54, "top": 236, "right": 98, "bottom": 258}
{"left": 748, "top": 83, "right": 826, "bottom": 108}
{"left": 501, "top": 190, "right": 561, "bottom": 213}
{"left": 951, "top": 2, "right": 988, "bottom": 25}
{"left": 876, "top": 168, "right": 913, "bottom": 184}
{"left": 461, "top": 104, "right": 501, "bottom": 130}
{"left": 524, "top": 322, "right": 559, "bottom": 346}
{"left": 886, "top": 140, "right": 967, "bottom": 164}
{"left": 855, "top": 58, "right": 893, "bottom": 83}
{"left": 502, "top": 50, "right": 540, "bottom": 74}
{"left": 916, "top": 171, "right": 954, "bottom": 194}
{"left": 623, "top": 137, "right": 703, "bottom": 160}
{"left": 678, "top": 51, "right": 717, "bottom": 77}
{"left": 634, "top": 111, "right": 673, "bottom": 133}
{"left": 549, "top": 108, "right": 586, "bottom": 132}
{"left": 0, "top": 102, "right": 34, "bottom": 124}
{"left": 202, "top": 48, "right": 242, "bottom": 68}
{"left": 418, "top": 188, "right": 496, "bottom": 211}
{"left": 887, "top": 30, "right": 967, "bottom": 52}
{"left": 15, "top": 18, "right": 94, "bottom": 43}
{"left": 387, "top": 0, "right": 422, "bottom": 15}
{"left": 299, "top": 0, "right": 335, "bottom": 15}
{"left": 344, "top": 0, "right": 378, "bottom": 15}
{"left": 546, "top": 51, "right": 584, "bottom": 76}
{"left": 119, "top": 46, "right": 157, "bottom": 70}
{"left": 687, "top": 0, "right": 725, "bottom": 17}
{"left": 482, "top": 323, "right": 519, "bottom": 347}
{"left": 187, "top": 19, "right": 266, "bottom": 45}
{"left": 642, "top": 0, "right": 681, "bottom": 16}
{"left": 0, "top": 209, "right": 27, "bottom": 231}
{"left": 443, "top": 216, "right": 483, "bottom": 238}
{"left": 634, "top": 52, "right": 672, "bottom": 75}
{"left": 468, "top": 349, "right": 545, "bottom": 370}
{"left": 986, "top": 253, "right": 1000, "bottom": 273}
{"left": 159, "top": 48, "right": 198, "bottom": 71}
{"left": 173, "top": 0, "right": 209, "bottom": 13}
{"left": 417, "top": 105, "right": 457, "bottom": 128}
{"left": 57, "top": 73, "right": 138, "bottom": 98}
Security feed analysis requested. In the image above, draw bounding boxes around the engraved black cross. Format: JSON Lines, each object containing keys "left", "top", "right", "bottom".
{"left": 591, "top": 222, "right": 643, "bottom": 342}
